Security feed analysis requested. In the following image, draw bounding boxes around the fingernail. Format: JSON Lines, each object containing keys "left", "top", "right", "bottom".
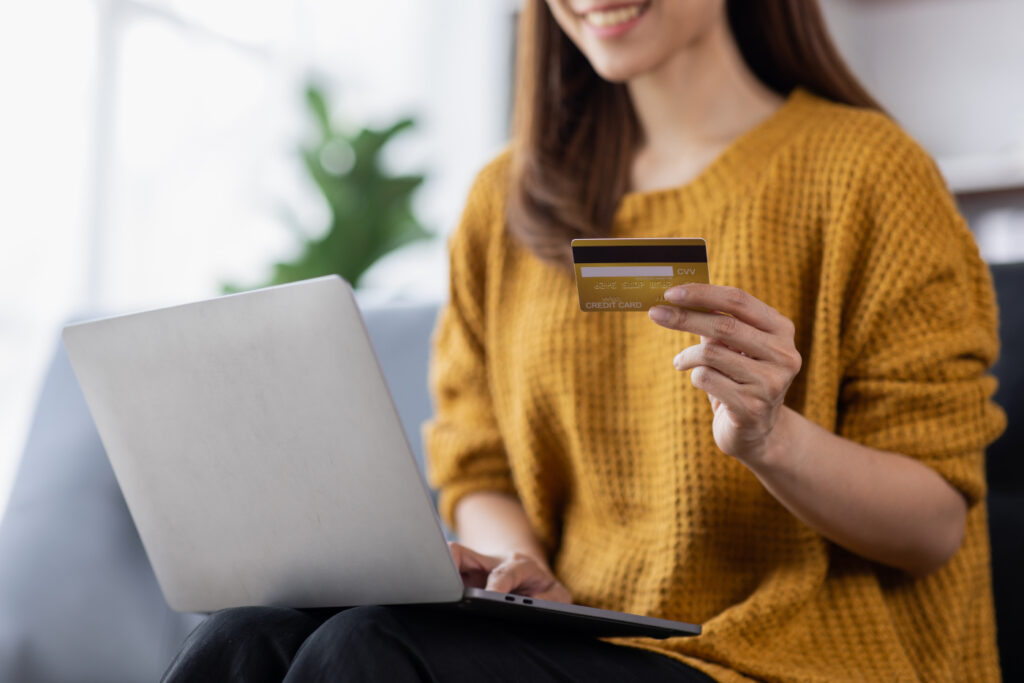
{"left": 649, "top": 306, "right": 672, "bottom": 323}
{"left": 665, "top": 287, "right": 685, "bottom": 303}
{"left": 673, "top": 352, "right": 684, "bottom": 370}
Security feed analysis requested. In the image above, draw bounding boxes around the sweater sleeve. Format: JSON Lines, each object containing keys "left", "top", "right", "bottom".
{"left": 835, "top": 131, "right": 1006, "bottom": 506}
{"left": 423, "top": 159, "right": 517, "bottom": 528}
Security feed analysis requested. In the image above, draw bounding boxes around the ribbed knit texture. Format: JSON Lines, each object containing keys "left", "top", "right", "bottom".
{"left": 423, "top": 89, "right": 1006, "bottom": 682}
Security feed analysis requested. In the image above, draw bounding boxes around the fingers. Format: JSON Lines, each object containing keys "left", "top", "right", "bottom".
{"left": 689, "top": 364, "right": 783, "bottom": 437}
{"left": 448, "top": 541, "right": 501, "bottom": 571}
{"left": 664, "top": 283, "right": 793, "bottom": 335}
{"left": 534, "top": 582, "right": 573, "bottom": 604}
{"left": 448, "top": 541, "right": 501, "bottom": 589}
{"left": 448, "top": 543, "right": 571, "bottom": 603}
{"left": 651, "top": 288, "right": 803, "bottom": 463}
{"left": 484, "top": 553, "right": 543, "bottom": 593}
{"left": 688, "top": 364, "right": 755, "bottom": 418}
{"left": 674, "top": 340, "right": 796, "bottom": 400}
{"left": 649, "top": 286, "right": 802, "bottom": 375}
{"left": 483, "top": 553, "right": 572, "bottom": 603}
{"left": 673, "top": 340, "right": 761, "bottom": 384}
{"left": 650, "top": 304, "right": 782, "bottom": 361}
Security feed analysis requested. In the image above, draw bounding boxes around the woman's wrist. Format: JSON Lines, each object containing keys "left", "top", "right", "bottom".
{"left": 745, "top": 405, "right": 807, "bottom": 475}
{"left": 453, "top": 491, "right": 550, "bottom": 569}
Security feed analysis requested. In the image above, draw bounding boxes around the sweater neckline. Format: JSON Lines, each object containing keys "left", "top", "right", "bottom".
{"left": 615, "top": 87, "right": 817, "bottom": 223}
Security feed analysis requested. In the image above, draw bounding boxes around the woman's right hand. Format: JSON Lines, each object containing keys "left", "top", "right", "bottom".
{"left": 448, "top": 541, "right": 572, "bottom": 604}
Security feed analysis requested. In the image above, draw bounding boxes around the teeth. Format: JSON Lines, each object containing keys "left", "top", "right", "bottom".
{"left": 585, "top": 5, "right": 642, "bottom": 28}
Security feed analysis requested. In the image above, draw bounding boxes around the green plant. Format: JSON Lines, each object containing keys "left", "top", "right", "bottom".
{"left": 227, "top": 84, "right": 430, "bottom": 292}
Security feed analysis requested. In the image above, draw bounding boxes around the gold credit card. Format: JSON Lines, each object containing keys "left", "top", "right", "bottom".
{"left": 572, "top": 238, "right": 709, "bottom": 312}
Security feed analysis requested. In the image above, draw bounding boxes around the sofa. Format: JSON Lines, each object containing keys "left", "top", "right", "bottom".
{"left": 0, "top": 264, "right": 1021, "bottom": 682}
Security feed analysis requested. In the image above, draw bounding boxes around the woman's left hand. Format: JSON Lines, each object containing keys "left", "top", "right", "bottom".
{"left": 648, "top": 284, "right": 802, "bottom": 465}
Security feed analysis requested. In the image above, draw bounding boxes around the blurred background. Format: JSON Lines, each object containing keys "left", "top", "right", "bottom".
{"left": 1, "top": 0, "right": 1023, "bottom": 520}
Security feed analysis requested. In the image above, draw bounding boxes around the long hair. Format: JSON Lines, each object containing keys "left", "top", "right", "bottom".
{"left": 507, "top": 0, "right": 881, "bottom": 269}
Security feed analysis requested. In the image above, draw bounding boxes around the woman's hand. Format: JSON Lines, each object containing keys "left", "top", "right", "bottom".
{"left": 649, "top": 284, "right": 802, "bottom": 465}
{"left": 448, "top": 541, "right": 572, "bottom": 603}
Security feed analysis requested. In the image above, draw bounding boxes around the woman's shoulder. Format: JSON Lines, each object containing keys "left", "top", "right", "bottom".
{"left": 788, "top": 89, "right": 939, "bottom": 183}
{"left": 789, "top": 91, "right": 978, "bottom": 272}
{"left": 449, "top": 148, "right": 513, "bottom": 251}
{"left": 467, "top": 147, "right": 514, "bottom": 203}
{"left": 784, "top": 90, "right": 962, "bottom": 242}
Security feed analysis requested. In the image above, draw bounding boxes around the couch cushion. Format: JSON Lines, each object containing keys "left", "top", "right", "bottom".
{"left": 989, "top": 263, "right": 1024, "bottom": 491}
{"left": 361, "top": 301, "right": 440, "bottom": 479}
{"left": 987, "top": 262, "right": 1024, "bottom": 680}
{"left": 0, "top": 340, "right": 203, "bottom": 683}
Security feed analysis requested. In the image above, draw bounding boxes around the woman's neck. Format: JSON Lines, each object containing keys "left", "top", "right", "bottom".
{"left": 626, "top": 15, "right": 783, "bottom": 192}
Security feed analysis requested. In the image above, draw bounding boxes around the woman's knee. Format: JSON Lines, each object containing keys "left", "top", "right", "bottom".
{"left": 162, "top": 606, "right": 319, "bottom": 683}
{"left": 286, "top": 606, "right": 425, "bottom": 681}
{"left": 303, "top": 605, "right": 406, "bottom": 651}
{"left": 188, "top": 606, "right": 298, "bottom": 650}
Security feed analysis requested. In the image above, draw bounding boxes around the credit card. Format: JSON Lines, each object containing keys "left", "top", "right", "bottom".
{"left": 571, "top": 238, "right": 709, "bottom": 312}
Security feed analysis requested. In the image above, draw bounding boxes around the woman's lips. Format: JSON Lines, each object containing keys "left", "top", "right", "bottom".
{"left": 580, "top": 2, "right": 649, "bottom": 38}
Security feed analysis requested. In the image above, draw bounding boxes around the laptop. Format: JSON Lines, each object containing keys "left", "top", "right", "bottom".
{"left": 62, "top": 276, "right": 700, "bottom": 640}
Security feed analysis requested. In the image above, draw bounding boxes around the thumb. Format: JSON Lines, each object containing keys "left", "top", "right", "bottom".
{"left": 485, "top": 559, "right": 529, "bottom": 594}
{"left": 448, "top": 541, "right": 501, "bottom": 572}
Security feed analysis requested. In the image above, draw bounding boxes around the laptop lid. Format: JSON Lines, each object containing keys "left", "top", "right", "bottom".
{"left": 62, "top": 276, "right": 464, "bottom": 612}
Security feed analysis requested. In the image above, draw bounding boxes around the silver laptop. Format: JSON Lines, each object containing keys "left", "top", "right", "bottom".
{"left": 62, "top": 276, "right": 700, "bottom": 639}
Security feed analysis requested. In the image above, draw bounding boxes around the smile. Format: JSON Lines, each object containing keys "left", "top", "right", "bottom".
{"left": 581, "top": 2, "right": 649, "bottom": 30}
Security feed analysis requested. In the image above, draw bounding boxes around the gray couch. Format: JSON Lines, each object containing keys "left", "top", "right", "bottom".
{"left": 0, "top": 301, "right": 440, "bottom": 683}
{"left": 2, "top": 265, "right": 1023, "bottom": 682}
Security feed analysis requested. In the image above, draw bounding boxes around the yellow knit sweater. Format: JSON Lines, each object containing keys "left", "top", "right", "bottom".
{"left": 423, "top": 89, "right": 1006, "bottom": 682}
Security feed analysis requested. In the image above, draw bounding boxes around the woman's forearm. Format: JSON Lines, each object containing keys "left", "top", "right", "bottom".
{"left": 649, "top": 286, "right": 968, "bottom": 578}
{"left": 449, "top": 492, "right": 572, "bottom": 602}
{"left": 751, "top": 406, "right": 967, "bottom": 577}
{"left": 453, "top": 491, "right": 550, "bottom": 568}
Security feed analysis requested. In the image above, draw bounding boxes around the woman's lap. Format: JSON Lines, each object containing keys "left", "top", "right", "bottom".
{"left": 162, "top": 604, "right": 714, "bottom": 682}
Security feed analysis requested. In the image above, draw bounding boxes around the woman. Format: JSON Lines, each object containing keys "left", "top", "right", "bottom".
{"left": 165, "top": 0, "right": 1005, "bottom": 680}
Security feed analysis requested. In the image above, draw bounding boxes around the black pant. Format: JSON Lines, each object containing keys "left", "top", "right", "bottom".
{"left": 161, "top": 604, "right": 716, "bottom": 682}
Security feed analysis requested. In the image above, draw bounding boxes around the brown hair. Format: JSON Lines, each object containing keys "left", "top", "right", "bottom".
{"left": 508, "top": 0, "right": 881, "bottom": 268}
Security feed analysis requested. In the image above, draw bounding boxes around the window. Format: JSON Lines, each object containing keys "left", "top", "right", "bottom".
{"left": 0, "top": 0, "right": 517, "bottom": 516}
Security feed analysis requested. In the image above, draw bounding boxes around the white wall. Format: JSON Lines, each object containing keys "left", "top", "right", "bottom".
{"left": 820, "top": 0, "right": 1024, "bottom": 193}
{"left": 820, "top": 0, "right": 1024, "bottom": 264}
{"left": 0, "top": 1, "right": 98, "bottom": 521}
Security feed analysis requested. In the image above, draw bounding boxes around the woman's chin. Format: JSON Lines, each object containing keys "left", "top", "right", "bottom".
{"left": 589, "top": 54, "right": 656, "bottom": 84}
